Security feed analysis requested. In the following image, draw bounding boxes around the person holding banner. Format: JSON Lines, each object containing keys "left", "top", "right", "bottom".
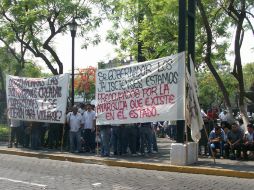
{"left": 99, "top": 125, "right": 111, "bottom": 157}
{"left": 67, "top": 105, "right": 82, "bottom": 153}
{"left": 139, "top": 122, "right": 153, "bottom": 155}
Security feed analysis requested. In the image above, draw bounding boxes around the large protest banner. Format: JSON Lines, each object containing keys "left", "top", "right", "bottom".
{"left": 6, "top": 74, "right": 69, "bottom": 123}
{"left": 96, "top": 52, "right": 185, "bottom": 125}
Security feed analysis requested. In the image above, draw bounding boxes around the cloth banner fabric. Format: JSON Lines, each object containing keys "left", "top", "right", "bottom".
{"left": 185, "top": 57, "right": 204, "bottom": 142}
{"left": 6, "top": 74, "right": 70, "bottom": 123}
{"left": 96, "top": 52, "right": 186, "bottom": 125}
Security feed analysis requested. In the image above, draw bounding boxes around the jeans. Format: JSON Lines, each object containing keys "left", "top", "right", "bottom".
{"left": 83, "top": 129, "right": 95, "bottom": 152}
{"left": 140, "top": 126, "right": 152, "bottom": 154}
{"left": 111, "top": 127, "right": 124, "bottom": 155}
{"left": 152, "top": 129, "right": 158, "bottom": 152}
{"left": 224, "top": 142, "right": 242, "bottom": 159}
{"left": 209, "top": 141, "right": 224, "bottom": 157}
{"left": 10, "top": 127, "right": 20, "bottom": 147}
{"left": 69, "top": 131, "right": 81, "bottom": 152}
{"left": 100, "top": 127, "right": 111, "bottom": 156}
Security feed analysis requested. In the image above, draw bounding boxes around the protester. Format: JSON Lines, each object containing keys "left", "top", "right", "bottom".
{"left": 242, "top": 123, "right": 254, "bottom": 160}
{"left": 219, "top": 110, "right": 229, "bottom": 126}
{"left": 66, "top": 105, "right": 82, "bottom": 153}
{"left": 99, "top": 125, "right": 111, "bottom": 157}
{"left": 81, "top": 103, "right": 96, "bottom": 153}
{"left": 238, "top": 119, "right": 245, "bottom": 133}
{"left": 8, "top": 119, "right": 21, "bottom": 148}
{"left": 48, "top": 123, "right": 61, "bottom": 149}
{"left": 139, "top": 122, "right": 152, "bottom": 155}
{"left": 125, "top": 124, "right": 138, "bottom": 156}
{"left": 151, "top": 122, "right": 159, "bottom": 153}
{"left": 224, "top": 122, "right": 243, "bottom": 160}
{"left": 111, "top": 124, "right": 124, "bottom": 156}
{"left": 30, "top": 122, "right": 42, "bottom": 150}
{"left": 208, "top": 125, "right": 225, "bottom": 158}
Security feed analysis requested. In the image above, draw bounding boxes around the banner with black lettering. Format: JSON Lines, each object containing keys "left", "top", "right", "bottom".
{"left": 6, "top": 74, "right": 69, "bottom": 123}
{"left": 96, "top": 52, "right": 185, "bottom": 125}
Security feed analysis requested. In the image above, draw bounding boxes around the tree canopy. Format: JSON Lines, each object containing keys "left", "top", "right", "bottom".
{"left": 0, "top": 0, "right": 107, "bottom": 75}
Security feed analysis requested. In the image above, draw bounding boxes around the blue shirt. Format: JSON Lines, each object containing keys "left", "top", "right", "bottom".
{"left": 209, "top": 128, "right": 225, "bottom": 141}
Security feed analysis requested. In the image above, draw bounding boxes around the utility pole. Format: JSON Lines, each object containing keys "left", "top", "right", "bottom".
{"left": 176, "top": 0, "right": 186, "bottom": 143}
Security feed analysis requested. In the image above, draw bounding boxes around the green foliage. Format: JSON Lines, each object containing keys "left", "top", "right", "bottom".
{"left": 196, "top": 0, "right": 231, "bottom": 70}
{"left": 197, "top": 70, "right": 238, "bottom": 109}
{"left": 18, "top": 62, "right": 43, "bottom": 78}
{"left": 0, "top": 0, "right": 107, "bottom": 74}
{"left": 243, "top": 63, "right": 254, "bottom": 90}
{"left": 105, "top": 0, "right": 178, "bottom": 61}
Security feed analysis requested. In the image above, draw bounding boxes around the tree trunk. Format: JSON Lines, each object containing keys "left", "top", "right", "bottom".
{"left": 229, "top": 0, "right": 249, "bottom": 130}
{"left": 197, "top": 0, "right": 234, "bottom": 122}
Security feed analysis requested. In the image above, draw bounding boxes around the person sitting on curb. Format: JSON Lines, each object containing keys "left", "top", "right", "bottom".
{"left": 224, "top": 122, "right": 243, "bottom": 160}
{"left": 208, "top": 125, "right": 225, "bottom": 158}
{"left": 242, "top": 123, "right": 254, "bottom": 160}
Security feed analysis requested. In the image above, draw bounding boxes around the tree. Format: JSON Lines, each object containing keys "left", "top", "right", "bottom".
{"left": 197, "top": 71, "right": 238, "bottom": 110}
{"left": 223, "top": 0, "right": 254, "bottom": 127}
{"left": 105, "top": 0, "right": 179, "bottom": 61}
{"left": 0, "top": 46, "right": 43, "bottom": 93}
{"left": 197, "top": 0, "right": 254, "bottom": 127}
{"left": 0, "top": 0, "right": 106, "bottom": 75}
{"left": 196, "top": 0, "right": 237, "bottom": 122}
{"left": 243, "top": 63, "right": 254, "bottom": 103}
{"left": 243, "top": 63, "right": 254, "bottom": 89}
{"left": 74, "top": 66, "right": 96, "bottom": 102}
{"left": 0, "top": 46, "right": 44, "bottom": 119}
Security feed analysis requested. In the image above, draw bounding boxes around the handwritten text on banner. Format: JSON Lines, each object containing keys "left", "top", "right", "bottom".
{"left": 6, "top": 74, "right": 69, "bottom": 123}
{"left": 96, "top": 53, "right": 185, "bottom": 125}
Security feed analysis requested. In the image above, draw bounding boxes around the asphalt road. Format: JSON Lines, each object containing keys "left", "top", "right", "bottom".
{"left": 0, "top": 154, "right": 253, "bottom": 190}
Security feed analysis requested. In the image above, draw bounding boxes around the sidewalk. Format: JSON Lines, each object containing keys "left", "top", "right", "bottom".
{"left": 0, "top": 138, "right": 253, "bottom": 179}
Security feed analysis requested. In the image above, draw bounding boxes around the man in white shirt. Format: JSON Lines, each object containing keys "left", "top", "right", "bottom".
{"left": 219, "top": 110, "right": 228, "bottom": 126}
{"left": 81, "top": 104, "right": 96, "bottom": 153}
{"left": 243, "top": 123, "right": 254, "bottom": 160}
{"left": 66, "top": 105, "right": 82, "bottom": 153}
{"left": 78, "top": 103, "right": 86, "bottom": 115}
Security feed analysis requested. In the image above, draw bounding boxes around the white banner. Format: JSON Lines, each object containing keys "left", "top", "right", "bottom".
{"left": 6, "top": 74, "right": 70, "bottom": 123}
{"left": 185, "top": 57, "right": 204, "bottom": 142}
{"left": 96, "top": 52, "right": 185, "bottom": 125}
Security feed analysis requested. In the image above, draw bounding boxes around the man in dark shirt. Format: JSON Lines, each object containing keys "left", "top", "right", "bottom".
{"left": 224, "top": 122, "right": 243, "bottom": 159}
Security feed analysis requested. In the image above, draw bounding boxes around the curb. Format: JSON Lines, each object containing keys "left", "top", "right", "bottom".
{"left": 0, "top": 149, "right": 253, "bottom": 179}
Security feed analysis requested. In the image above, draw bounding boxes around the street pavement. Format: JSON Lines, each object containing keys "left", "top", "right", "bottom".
{"left": 0, "top": 138, "right": 253, "bottom": 179}
{"left": 0, "top": 154, "right": 253, "bottom": 190}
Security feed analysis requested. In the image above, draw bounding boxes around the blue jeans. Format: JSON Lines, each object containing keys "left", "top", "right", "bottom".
{"left": 69, "top": 131, "right": 81, "bottom": 152}
{"left": 209, "top": 141, "right": 224, "bottom": 157}
{"left": 152, "top": 130, "right": 158, "bottom": 152}
{"left": 140, "top": 126, "right": 152, "bottom": 154}
{"left": 100, "top": 127, "right": 111, "bottom": 156}
{"left": 111, "top": 127, "right": 125, "bottom": 155}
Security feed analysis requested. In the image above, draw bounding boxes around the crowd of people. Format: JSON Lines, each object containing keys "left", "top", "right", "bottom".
{"left": 201, "top": 108, "right": 254, "bottom": 160}
{"left": 208, "top": 122, "right": 254, "bottom": 160}
{"left": 8, "top": 103, "right": 254, "bottom": 160}
{"left": 8, "top": 103, "right": 167, "bottom": 157}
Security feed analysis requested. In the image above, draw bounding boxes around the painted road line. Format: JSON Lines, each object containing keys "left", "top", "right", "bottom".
{"left": 0, "top": 177, "right": 47, "bottom": 188}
